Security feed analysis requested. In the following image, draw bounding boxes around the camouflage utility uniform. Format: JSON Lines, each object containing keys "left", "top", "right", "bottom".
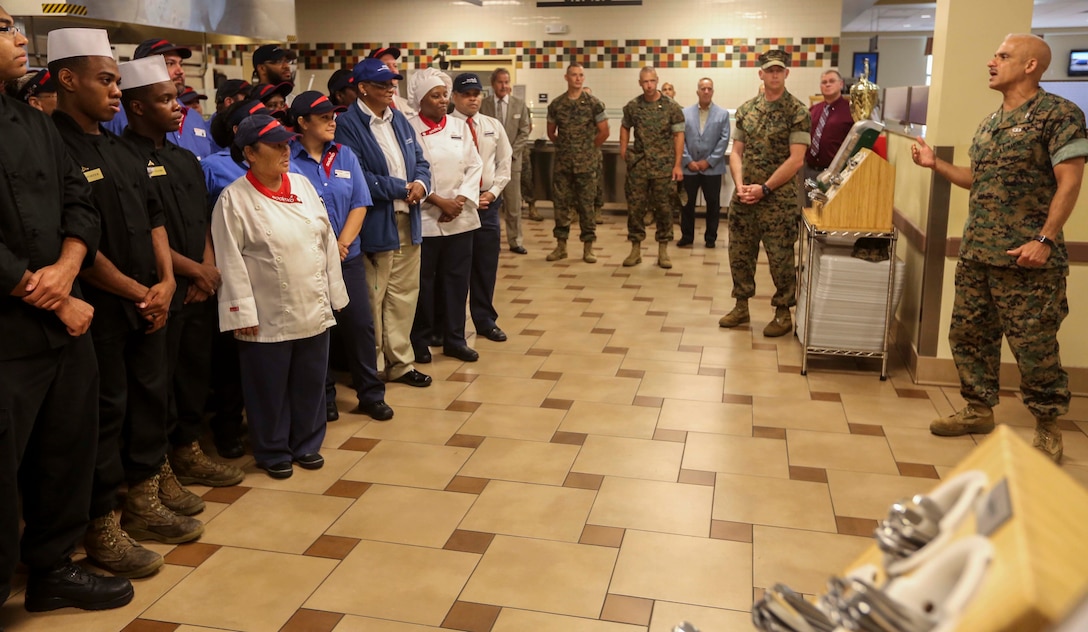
{"left": 547, "top": 92, "right": 607, "bottom": 243}
{"left": 622, "top": 93, "right": 684, "bottom": 243}
{"left": 952, "top": 90, "right": 1088, "bottom": 420}
{"left": 729, "top": 91, "right": 810, "bottom": 307}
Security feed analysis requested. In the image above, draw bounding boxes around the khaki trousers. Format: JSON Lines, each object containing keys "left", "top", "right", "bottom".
{"left": 363, "top": 213, "right": 422, "bottom": 380}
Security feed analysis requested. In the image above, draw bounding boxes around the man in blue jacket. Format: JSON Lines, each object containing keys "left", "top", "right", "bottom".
{"left": 333, "top": 59, "right": 433, "bottom": 388}
{"left": 679, "top": 78, "right": 731, "bottom": 249}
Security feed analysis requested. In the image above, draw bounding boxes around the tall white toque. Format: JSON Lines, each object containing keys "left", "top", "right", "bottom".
{"left": 119, "top": 56, "right": 170, "bottom": 91}
{"left": 47, "top": 28, "right": 113, "bottom": 63}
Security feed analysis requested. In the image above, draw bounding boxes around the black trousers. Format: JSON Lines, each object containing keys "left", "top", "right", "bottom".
{"left": 412, "top": 230, "right": 474, "bottom": 351}
{"left": 207, "top": 327, "right": 245, "bottom": 443}
{"left": 327, "top": 256, "right": 385, "bottom": 406}
{"left": 470, "top": 196, "right": 502, "bottom": 332}
{"left": 89, "top": 326, "right": 169, "bottom": 519}
{"left": 166, "top": 299, "right": 215, "bottom": 447}
{"left": 1, "top": 337, "right": 98, "bottom": 602}
{"left": 681, "top": 173, "right": 723, "bottom": 244}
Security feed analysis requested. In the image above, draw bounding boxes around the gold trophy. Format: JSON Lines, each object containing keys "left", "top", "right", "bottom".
{"left": 850, "top": 57, "right": 879, "bottom": 122}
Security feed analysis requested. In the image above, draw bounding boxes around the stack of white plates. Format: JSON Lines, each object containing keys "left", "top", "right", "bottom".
{"left": 797, "top": 243, "right": 906, "bottom": 352}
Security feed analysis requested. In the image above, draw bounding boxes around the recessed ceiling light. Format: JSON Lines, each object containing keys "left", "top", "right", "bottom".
{"left": 921, "top": 14, "right": 931, "bottom": 18}
{"left": 904, "top": 23, "right": 912, "bottom": 27}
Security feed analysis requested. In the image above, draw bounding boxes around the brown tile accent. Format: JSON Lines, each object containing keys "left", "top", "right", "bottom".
{"left": 444, "top": 530, "right": 495, "bottom": 554}
{"left": 447, "top": 434, "right": 486, "bottom": 448}
{"left": 789, "top": 466, "right": 829, "bottom": 484}
{"left": 512, "top": 308, "right": 534, "bottom": 315}
{"left": 580, "top": 524, "right": 625, "bottom": 547}
{"left": 441, "top": 600, "right": 501, "bottom": 632}
{"left": 447, "top": 400, "right": 483, "bottom": 413}
{"left": 836, "top": 516, "right": 879, "bottom": 538}
{"left": 508, "top": 285, "right": 528, "bottom": 291}
{"left": 525, "top": 348, "right": 552, "bottom": 357}
{"left": 613, "top": 271, "right": 631, "bottom": 277}
{"left": 515, "top": 311, "right": 537, "bottom": 318}
{"left": 541, "top": 398, "right": 574, "bottom": 410}
{"left": 678, "top": 469, "right": 716, "bottom": 486}
{"left": 633, "top": 396, "right": 664, "bottom": 408}
{"left": 711, "top": 520, "right": 753, "bottom": 543}
{"left": 678, "top": 344, "right": 703, "bottom": 353}
{"left": 660, "top": 325, "right": 684, "bottom": 334}
{"left": 591, "top": 327, "right": 617, "bottom": 335}
{"left": 896, "top": 462, "right": 940, "bottom": 479}
{"left": 583, "top": 311, "right": 606, "bottom": 318}
{"left": 778, "top": 364, "right": 803, "bottom": 374}
{"left": 565, "top": 285, "right": 586, "bottom": 291}
{"left": 563, "top": 472, "right": 604, "bottom": 490}
{"left": 753, "top": 426, "right": 787, "bottom": 440}
{"left": 1058, "top": 419, "right": 1081, "bottom": 432}
{"left": 121, "top": 621, "right": 179, "bottom": 632}
{"left": 633, "top": 297, "right": 653, "bottom": 302}
{"left": 646, "top": 310, "right": 668, "bottom": 316}
{"left": 445, "top": 476, "right": 490, "bottom": 494}
{"left": 502, "top": 274, "right": 523, "bottom": 279}
{"left": 281, "top": 608, "right": 344, "bottom": 632}
{"left": 848, "top": 423, "right": 885, "bottom": 437}
{"left": 752, "top": 342, "right": 778, "bottom": 351}
{"left": 163, "top": 542, "right": 220, "bottom": 567}
{"left": 810, "top": 391, "right": 842, "bottom": 402}
{"left": 572, "top": 297, "right": 593, "bottom": 303}
{"left": 723, "top": 393, "right": 754, "bottom": 405}
{"left": 664, "top": 272, "right": 682, "bottom": 278}
{"left": 602, "top": 346, "right": 628, "bottom": 354}
{"left": 693, "top": 295, "right": 714, "bottom": 301}
{"left": 551, "top": 431, "right": 588, "bottom": 446}
{"left": 201, "top": 485, "right": 250, "bottom": 504}
{"left": 521, "top": 329, "right": 546, "bottom": 336}
{"left": 558, "top": 273, "right": 577, "bottom": 279}
{"left": 447, "top": 373, "right": 479, "bottom": 383}
{"left": 998, "top": 389, "right": 1018, "bottom": 398}
{"left": 653, "top": 428, "right": 687, "bottom": 443}
{"left": 305, "top": 535, "right": 361, "bottom": 560}
{"left": 533, "top": 370, "right": 563, "bottom": 381}
{"left": 600, "top": 594, "right": 654, "bottom": 626}
{"left": 678, "top": 283, "right": 697, "bottom": 288}
{"left": 339, "top": 437, "right": 381, "bottom": 452}
{"left": 621, "top": 283, "right": 641, "bottom": 289}
{"left": 698, "top": 367, "right": 726, "bottom": 377}
{"left": 324, "top": 480, "right": 372, "bottom": 499}
{"left": 896, "top": 388, "right": 932, "bottom": 399}
{"left": 616, "top": 368, "right": 645, "bottom": 379}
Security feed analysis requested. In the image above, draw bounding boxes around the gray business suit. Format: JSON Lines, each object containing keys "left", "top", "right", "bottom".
{"left": 481, "top": 93, "right": 531, "bottom": 248}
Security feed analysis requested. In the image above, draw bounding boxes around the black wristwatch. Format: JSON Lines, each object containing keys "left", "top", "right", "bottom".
{"left": 1034, "top": 234, "right": 1057, "bottom": 248}
{"left": 761, "top": 183, "right": 772, "bottom": 197}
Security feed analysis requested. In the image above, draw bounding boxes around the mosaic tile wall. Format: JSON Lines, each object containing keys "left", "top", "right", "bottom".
{"left": 208, "top": 37, "right": 839, "bottom": 70}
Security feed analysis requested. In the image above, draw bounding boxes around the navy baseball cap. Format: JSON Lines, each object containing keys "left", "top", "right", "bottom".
{"left": 327, "top": 69, "right": 355, "bottom": 95}
{"left": 17, "top": 69, "right": 56, "bottom": 101}
{"left": 134, "top": 38, "right": 192, "bottom": 60}
{"left": 368, "top": 46, "right": 401, "bottom": 61}
{"left": 227, "top": 99, "right": 277, "bottom": 128}
{"left": 452, "top": 73, "right": 482, "bottom": 93}
{"left": 216, "top": 78, "right": 251, "bottom": 103}
{"left": 289, "top": 91, "right": 347, "bottom": 119}
{"left": 250, "top": 81, "right": 294, "bottom": 103}
{"left": 253, "top": 44, "right": 297, "bottom": 67}
{"left": 178, "top": 86, "right": 207, "bottom": 105}
{"left": 234, "top": 114, "right": 298, "bottom": 148}
{"left": 352, "top": 58, "right": 402, "bottom": 84}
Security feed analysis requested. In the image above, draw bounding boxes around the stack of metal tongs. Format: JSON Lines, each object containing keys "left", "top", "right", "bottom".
{"left": 874, "top": 494, "right": 944, "bottom": 560}
{"left": 822, "top": 576, "right": 934, "bottom": 632}
{"left": 752, "top": 583, "right": 835, "bottom": 632}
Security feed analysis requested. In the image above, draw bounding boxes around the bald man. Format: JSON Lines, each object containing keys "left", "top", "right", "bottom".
{"left": 912, "top": 34, "right": 1088, "bottom": 462}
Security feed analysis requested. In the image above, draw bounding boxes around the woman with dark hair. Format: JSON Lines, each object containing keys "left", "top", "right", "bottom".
{"left": 211, "top": 114, "right": 348, "bottom": 479}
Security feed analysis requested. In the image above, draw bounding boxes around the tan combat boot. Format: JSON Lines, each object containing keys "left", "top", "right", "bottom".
{"left": 929, "top": 404, "right": 995, "bottom": 436}
{"left": 527, "top": 202, "right": 543, "bottom": 222}
{"left": 763, "top": 306, "right": 793, "bottom": 337}
{"left": 170, "top": 440, "right": 245, "bottom": 487}
{"left": 157, "top": 460, "right": 205, "bottom": 516}
{"left": 121, "top": 473, "right": 204, "bottom": 544}
{"left": 84, "top": 513, "right": 163, "bottom": 578}
{"left": 583, "top": 241, "right": 597, "bottom": 263}
{"left": 546, "top": 239, "right": 568, "bottom": 261}
{"left": 623, "top": 241, "right": 642, "bottom": 267}
{"left": 1033, "top": 419, "right": 1063, "bottom": 463}
{"left": 718, "top": 300, "right": 750, "bottom": 328}
{"left": 657, "top": 243, "right": 672, "bottom": 269}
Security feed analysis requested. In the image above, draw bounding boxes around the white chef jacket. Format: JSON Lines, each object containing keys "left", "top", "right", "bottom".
{"left": 212, "top": 171, "right": 349, "bottom": 343}
{"left": 407, "top": 114, "right": 483, "bottom": 237}
{"left": 451, "top": 109, "right": 512, "bottom": 200}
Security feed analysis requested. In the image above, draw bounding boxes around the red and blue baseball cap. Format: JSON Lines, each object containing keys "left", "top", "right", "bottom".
{"left": 253, "top": 44, "right": 297, "bottom": 67}
{"left": 16, "top": 69, "right": 56, "bottom": 101}
{"left": 134, "top": 38, "right": 192, "bottom": 60}
{"left": 367, "top": 46, "right": 402, "bottom": 61}
{"left": 234, "top": 114, "right": 298, "bottom": 148}
{"left": 327, "top": 69, "right": 355, "bottom": 95}
{"left": 288, "top": 90, "right": 347, "bottom": 119}
{"left": 215, "top": 78, "right": 251, "bottom": 104}
{"left": 249, "top": 81, "right": 294, "bottom": 103}
{"left": 178, "top": 86, "right": 207, "bottom": 106}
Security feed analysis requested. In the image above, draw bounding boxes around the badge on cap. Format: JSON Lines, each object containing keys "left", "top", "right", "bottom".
{"left": 48, "top": 28, "right": 114, "bottom": 64}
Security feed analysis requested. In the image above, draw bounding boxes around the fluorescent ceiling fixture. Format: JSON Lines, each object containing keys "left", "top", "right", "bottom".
{"left": 921, "top": 14, "right": 931, "bottom": 18}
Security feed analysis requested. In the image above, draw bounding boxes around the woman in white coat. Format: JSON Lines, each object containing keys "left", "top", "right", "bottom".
{"left": 211, "top": 115, "right": 348, "bottom": 479}
{"left": 406, "top": 68, "right": 483, "bottom": 363}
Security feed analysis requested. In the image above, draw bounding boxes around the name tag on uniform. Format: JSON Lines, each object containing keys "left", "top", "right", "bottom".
{"left": 484, "top": 131, "right": 495, "bottom": 137}
{"left": 83, "top": 168, "right": 104, "bottom": 182}
{"left": 148, "top": 165, "right": 167, "bottom": 177}
{"left": 451, "top": 134, "right": 463, "bottom": 140}
{"left": 334, "top": 169, "right": 351, "bottom": 179}
{"left": 194, "top": 127, "right": 207, "bottom": 138}
{"left": 514, "top": 114, "right": 521, "bottom": 119}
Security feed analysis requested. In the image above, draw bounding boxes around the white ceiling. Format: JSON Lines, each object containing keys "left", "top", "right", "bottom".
{"left": 842, "top": 0, "right": 1088, "bottom": 33}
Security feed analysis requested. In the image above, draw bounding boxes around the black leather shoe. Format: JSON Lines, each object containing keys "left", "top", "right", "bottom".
{"left": 352, "top": 400, "right": 394, "bottom": 421}
{"left": 426, "top": 334, "right": 444, "bottom": 348}
{"left": 259, "top": 461, "right": 293, "bottom": 479}
{"left": 295, "top": 453, "right": 324, "bottom": 470}
{"left": 214, "top": 436, "right": 245, "bottom": 459}
{"left": 480, "top": 327, "right": 507, "bottom": 342}
{"left": 414, "top": 346, "right": 432, "bottom": 363}
{"left": 705, "top": 241, "right": 716, "bottom": 249}
{"left": 677, "top": 238, "right": 694, "bottom": 248}
{"left": 391, "top": 369, "right": 432, "bottom": 388}
{"left": 326, "top": 400, "right": 340, "bottom": 422}
{"left": 444, "top": 345, "right": 480, "bottom": 362}
{"left": 24, "top": 561, "right": 134, "bottom": 612}
{"left": 510, "top": 246, "right": 528, "bottom": 255}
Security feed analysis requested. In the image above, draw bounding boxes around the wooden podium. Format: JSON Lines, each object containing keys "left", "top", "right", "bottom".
{"left": 805, "top": 148, "right": 895, "bottom": 232}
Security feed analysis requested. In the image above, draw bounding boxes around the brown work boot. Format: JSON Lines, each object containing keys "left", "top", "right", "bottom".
{"left": 1033, "top": 419, "right": 1063, "bottom": 463}
{"left": 657, "top": 243, "right": 672, "bottom": 269}
{"left": 546, "top": 239, "right": 567, "bottom": 261}
{"left": 169, "top": 440, "right": 245, "bottom": 487}
{"left": 157, "top": 461, "right": 205, "bottom": 516}
{"left": 718, "top": 301, "right": 750, "bottom": 328}
{"left": 83, "top": 513, "right": 163, "bottom": 579}
{"left": 929, "top": 404, "right": 995, "bottom": 437}
{"left": 121, "top": 473, "right": 204, "bottom": 544}
{"left": 763, "top": 306, "right": 792, "bottom": 337}
{"left": 583, "top": 241, "right": 597, "bottom": 263}
{"left": 623, "top": 241, "right": 642, "bottom": 267}
{"left": 527, "top": 203, "right": 543, "bottom": 221}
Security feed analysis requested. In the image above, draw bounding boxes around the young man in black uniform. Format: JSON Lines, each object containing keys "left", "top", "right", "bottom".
{"left": 0, "top": 17, "right": 133, "bottom": 612}
{"left": 49, "top": 29, "right": 203, "bottom": 579}
{"left": 119, "top": 57, "right": 245, "bottom": 492}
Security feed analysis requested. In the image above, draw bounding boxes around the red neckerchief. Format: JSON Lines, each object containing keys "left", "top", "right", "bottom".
{"left": 419, "top": 115, "right": 447, "bottom": 136}
{"left": 178, "top": 105, "right": 188, "bottom": 134}
{"left": 246, "top": 171, "right": 300, "bottom": 203}
{"left": 322, "top": 143, "right": 340, "bottom": 179}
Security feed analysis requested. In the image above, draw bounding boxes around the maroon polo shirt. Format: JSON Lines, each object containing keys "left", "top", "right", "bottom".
{"left": 806, "top": 96, "right": 854, "bottom": 170}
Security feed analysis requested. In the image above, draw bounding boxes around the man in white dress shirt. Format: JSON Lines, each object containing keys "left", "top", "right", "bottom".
{"left": 480, "top": 68, "right": 530, "bottom": 254}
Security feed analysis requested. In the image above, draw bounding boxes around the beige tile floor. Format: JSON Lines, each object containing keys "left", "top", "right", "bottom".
{"left": 4, "top": 211, "right": 1088, "bottom": 632}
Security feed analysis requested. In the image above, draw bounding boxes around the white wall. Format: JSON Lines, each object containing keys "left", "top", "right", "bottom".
{"left": 1041, "top": 31, "right": 1088, "bottom": 82}
{"left": 840, "top": 34, "right": 929, "bottom": 87}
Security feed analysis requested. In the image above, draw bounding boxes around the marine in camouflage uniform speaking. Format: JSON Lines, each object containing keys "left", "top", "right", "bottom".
{"left": 620, "top": 66, "right": 685, "bottom": 269}
{"left": 718, "top": 49, "right": 810, "bottom": 337}
{"left": 912, "top": 34, "right": 1087, "bottom": 462}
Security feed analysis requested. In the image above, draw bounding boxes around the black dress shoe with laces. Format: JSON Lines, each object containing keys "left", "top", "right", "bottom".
{"left": 295, "top": 453, "right": 325, "bottom": 470}
{"left": 352, "top": 400, "right": 394, "bottom": 421}
{"left": 480, "top": 327, "right": 507, "bottom": 342}
{"left": 426, "top": 334, "right": 444, "bottom": 348}
{"left": 214, "top": 436, "right": 245, "bottom": 459}
{"left": 326, "top": 400, "right": 340, "bottom": 422}
{"left": 391, "top": 369, "right": 432, "bottom": 387}
{"left": 444, "top": 345, "right": 480, "bottom": 362}
{"left": 24, "top": 561, "right": 134, "bottom": 612}
{"left": 676, "top": 238, "right": 694, "bottom": 248}
{"left": 510, "top": 246, "right": 528, "bottom": 254}
{"left": 414, "top": 346, "right": 432, "bottom": 363}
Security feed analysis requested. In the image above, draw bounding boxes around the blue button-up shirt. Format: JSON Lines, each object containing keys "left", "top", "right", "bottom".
{"left": 106, "top": 105, "right": 213, "bottom": 159}
{"left": 289, "top": 139, "right": 372, "bottom": 261}
{"left": 201, "top": 149, "right": 247, "bottom": 210}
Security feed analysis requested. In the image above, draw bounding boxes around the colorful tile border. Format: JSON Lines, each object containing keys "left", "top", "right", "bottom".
{"left": 207, "top": 37, "right": 838, "bottom": 70}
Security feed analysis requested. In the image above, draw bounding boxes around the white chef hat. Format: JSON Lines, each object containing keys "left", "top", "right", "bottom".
{"left": 47, "top": 28, "right": 113, "bottom": 64}
{"left": 119, "top": 56, "right": 170, "bottom": 91}
{"left": 408, "top": 67, "right": 452, "bottom": 112}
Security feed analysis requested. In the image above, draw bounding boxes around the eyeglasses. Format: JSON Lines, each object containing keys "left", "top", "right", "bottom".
{"left": 0, "top": 23, "right": 23, "bottom": 39}
{"left": 365, "top": 81, "right": 396, "bottom": 92}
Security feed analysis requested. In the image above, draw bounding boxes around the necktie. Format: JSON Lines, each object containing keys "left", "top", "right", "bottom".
{"left": 498, "top": 98, "right": 507, "bottom": 124}
{"left": 810, "top": 103, "right": 831, "bottom": 158}
{"left": 468, "top": 117, "right": 482, "bottom": 187}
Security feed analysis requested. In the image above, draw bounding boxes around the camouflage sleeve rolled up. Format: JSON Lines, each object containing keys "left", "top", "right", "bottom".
{"left": 789, "top": 95, "right": 812, "bottom": 147}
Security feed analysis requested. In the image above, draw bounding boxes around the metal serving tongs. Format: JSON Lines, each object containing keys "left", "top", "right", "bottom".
{"left": 822, "top": 576, "right": 934, "bottom": 632}
{"left": 752, "top": 583, "right": 835, "bottom": 632}
{"left": 875, "top": 494, "right": 945, "bottom": 560}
